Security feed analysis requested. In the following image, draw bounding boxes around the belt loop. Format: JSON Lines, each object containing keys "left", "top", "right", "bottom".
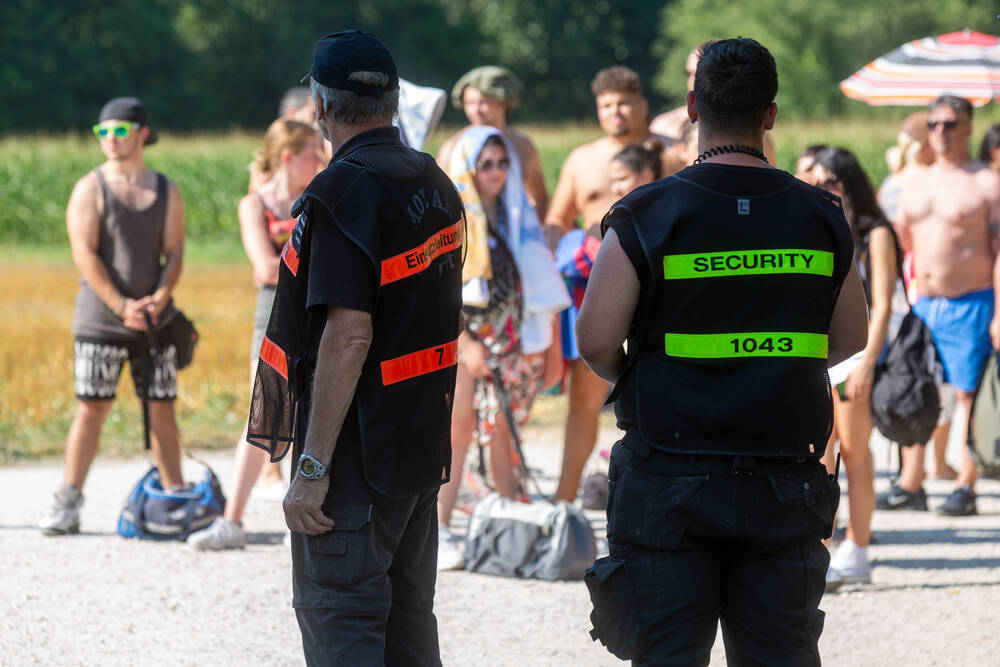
{"left": 731, "top": 456, "right": 758, "bottom": 476}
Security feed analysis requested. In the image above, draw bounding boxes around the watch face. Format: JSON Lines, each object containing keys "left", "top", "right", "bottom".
{"left": 301, "top": 458, "right": 316, "bottom": 476}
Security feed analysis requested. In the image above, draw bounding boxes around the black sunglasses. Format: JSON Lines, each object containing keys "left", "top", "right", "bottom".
{"left": 927, "top": 119, "right": 959, "bottom": 131}
{"left": 476, "top": 157, "right": 510, "bottom": 172}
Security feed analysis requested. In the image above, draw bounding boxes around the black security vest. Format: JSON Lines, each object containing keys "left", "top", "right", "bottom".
{"left": 247, "top": 133, "right": 464, "bottom": 496}
{"left": 611, "top": 166, "right": 853, "bottom": 458}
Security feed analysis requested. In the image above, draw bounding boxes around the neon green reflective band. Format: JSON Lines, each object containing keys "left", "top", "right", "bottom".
{"left": 663, "top": 249, "right": 834, "bottom": 280}
{"left": 664, "top": 332, "right": 829, "bottom": 359}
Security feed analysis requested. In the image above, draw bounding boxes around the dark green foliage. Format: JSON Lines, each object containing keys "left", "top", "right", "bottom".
{"left": 653, "top": 0, "right": 996, "bottom": 117}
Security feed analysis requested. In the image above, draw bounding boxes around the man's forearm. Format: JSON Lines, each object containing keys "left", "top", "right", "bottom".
{"left": 73, "top": 247, "right": 123, "bottom": 309}
{"left": 301, "top": 320, "right": 371, "bottom": 467}
{"left": 155, "top": 246, "right": 184, "bottom": 299}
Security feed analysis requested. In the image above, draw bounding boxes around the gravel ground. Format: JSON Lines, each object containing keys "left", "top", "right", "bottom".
{"left": 1, "top": 424, "right": 998, "bottom": 666}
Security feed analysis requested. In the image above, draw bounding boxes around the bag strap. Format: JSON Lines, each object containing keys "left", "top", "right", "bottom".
{"left": 141, "top": 312, "right": 157, "bottom": 452}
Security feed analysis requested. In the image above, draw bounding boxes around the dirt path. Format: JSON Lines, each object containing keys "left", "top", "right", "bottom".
{"left": 2, "top": 425, "right": 998, "bottom": 665}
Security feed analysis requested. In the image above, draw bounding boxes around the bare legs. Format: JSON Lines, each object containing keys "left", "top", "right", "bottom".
{"left": 224, "top": 431, "right": 270, "bottom": 523}
{"left": 554, "top": 360, "right": 609, "bottom": 503}
{"left": 63, "top": 398, "right": 183, "bottom": 491}
{"left": 835, "top": 393, "right": 875, "bottom": 547}
{"left": 897, "top": 391, "right": 976, "bottom": 492}
{"left": 63, "top": 400, "right": 113, "bottom": 489}
{"left": 438, "top": 363, "right": 476, "bottom": 528}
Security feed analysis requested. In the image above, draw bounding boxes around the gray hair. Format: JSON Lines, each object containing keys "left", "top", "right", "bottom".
{"left": 310, "top": 73, "right": 398, "bottom": 126}
{"left": 929, "top": 94, "right": 973, "bottom": 121}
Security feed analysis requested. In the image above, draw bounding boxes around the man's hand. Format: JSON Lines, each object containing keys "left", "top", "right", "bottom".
{"left": 460, "top": 337, "right": 492, "bottom": 379}
{"left": 283, "top": 476, "right": 334, "bottom": 535}
{"left": 121, "top": 296, "right": 155, "bottom": 330}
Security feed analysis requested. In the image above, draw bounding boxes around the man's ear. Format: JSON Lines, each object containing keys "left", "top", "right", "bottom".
{"left": 686, "top": 91, "right": 698, "bottom": 123}
{"left": 139, "top": 125, "right": 151, "bottom": 143}
{"left": 763, "top": 102, "right": 778, "bottom": 131}
{"left": 313, "top": 92, "right": 326, "bottom": 123}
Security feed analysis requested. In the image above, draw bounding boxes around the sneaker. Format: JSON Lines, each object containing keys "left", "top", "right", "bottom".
{"left": 876, "top": 483, "right": 927, "bottom": 511}
{"left": 437, "top": 526, "right": 466, "bottom": 571}
{"left": 39, "top": 484, "right": 83, "bottom": 535}
{"left": 187, "top": 517, "right": 247, "bottom": 550}
{"left": 826, "top": 539, "right": 871, "bottom": 590}
{"left": 936, "top": 485, "right": 977, "bottom": 517}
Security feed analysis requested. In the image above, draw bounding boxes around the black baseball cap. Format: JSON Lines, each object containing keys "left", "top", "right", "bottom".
{"left": 98, "top": 97, "right": 158, "bottom": 145}
{"left": 301, "top": 30, "right": 399, "bottom": 97}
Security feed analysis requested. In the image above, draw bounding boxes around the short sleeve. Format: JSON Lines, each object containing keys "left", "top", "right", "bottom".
{"left": 306, "top": 205, "right": 376, "bottom": 314}
{"left": 604, "top": 207, "right": 651, "bottom": 286}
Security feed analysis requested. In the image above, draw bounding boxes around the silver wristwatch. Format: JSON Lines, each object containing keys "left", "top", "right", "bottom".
{"left": 296, "top": 453, "right": 329, "bottom": 480}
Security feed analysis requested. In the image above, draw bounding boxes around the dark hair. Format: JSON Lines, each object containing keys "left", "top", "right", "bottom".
{"left": 591, "top": 66, "right": 642, "bottom": 97}
{"left": 612, "top": 141, "right": 663, "bottom": 180}
{"left": 929, "top": 94, "right": 973, "bottom": 121}
{"left": 693, "top": 38, "right": 777, "bottom": 134}
{"left": 979, "top": 123, "right": 1000, "bottom": 163}
{"left": 479, "top": 133, "right": 506, "bottom": 154}
{"left": 813, "top": 147, "right": 891, "bottom": 246}
{"left": 799, "top": 144, "right": 828, "bottom": 161}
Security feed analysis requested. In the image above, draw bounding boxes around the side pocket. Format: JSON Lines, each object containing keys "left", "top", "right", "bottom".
{"left": 584, "top": 554, "right": 642, "bottom": 660}
{"left": 305, "top": 504, "right": 374, "bottom": 585}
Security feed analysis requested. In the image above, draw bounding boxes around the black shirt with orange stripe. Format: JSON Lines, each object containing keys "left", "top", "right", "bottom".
{"left": 248, "top": 126, "right": 464, "bottom": 496}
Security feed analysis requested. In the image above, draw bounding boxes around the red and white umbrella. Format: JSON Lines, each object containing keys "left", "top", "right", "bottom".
{"left": 840, "top": 29, "right": 1000, "bottom": 107}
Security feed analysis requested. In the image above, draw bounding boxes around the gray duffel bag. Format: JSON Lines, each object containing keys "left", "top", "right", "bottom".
{"left": 464, "top": 493, "right": 597, "bottom": 580}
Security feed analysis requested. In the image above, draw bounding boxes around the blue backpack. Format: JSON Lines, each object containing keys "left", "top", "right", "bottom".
{"left": 117, "top": 463, "right": 226, "bottom": 540}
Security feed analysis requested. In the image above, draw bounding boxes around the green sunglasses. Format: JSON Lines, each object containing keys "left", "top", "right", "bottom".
{"left": 92, "top": 121, "right": 140, "bottom": 140}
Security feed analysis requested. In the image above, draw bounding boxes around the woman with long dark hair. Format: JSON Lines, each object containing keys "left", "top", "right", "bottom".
{"left": 809, "top": 147, "right": 901, "bottom": 589}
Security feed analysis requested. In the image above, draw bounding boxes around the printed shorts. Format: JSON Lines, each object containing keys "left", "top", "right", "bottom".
{"left": 74, "top": 337, "right": 177, "bottom": 401}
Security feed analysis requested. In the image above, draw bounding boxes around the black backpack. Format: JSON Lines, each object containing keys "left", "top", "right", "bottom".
{"left": 871, "top": 309, "right": 943, "bottom": 446}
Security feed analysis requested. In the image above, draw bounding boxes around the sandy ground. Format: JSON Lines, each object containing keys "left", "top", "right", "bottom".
{"left": 2, "top": 423, "right": 999, "bottom": 666}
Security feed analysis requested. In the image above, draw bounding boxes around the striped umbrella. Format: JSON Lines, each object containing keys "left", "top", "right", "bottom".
{"left": 840, "top": 29, "right": 1000, "bottom": 107}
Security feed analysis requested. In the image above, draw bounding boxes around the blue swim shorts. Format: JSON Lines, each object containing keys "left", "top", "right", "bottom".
{"left": 912, "top": 288, "right": 994, "bottom": 393}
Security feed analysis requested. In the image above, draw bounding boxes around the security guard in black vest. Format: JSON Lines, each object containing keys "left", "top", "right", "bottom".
{"left": 577, "top": 38, "right": 869, "bottom": 665}
{"left": 250, "top": 31, "right": 463, "bottom": 665}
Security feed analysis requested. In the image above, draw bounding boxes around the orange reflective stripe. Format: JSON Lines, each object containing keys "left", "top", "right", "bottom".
{"left": 259, "top": 336, "right": 288, "bottom": 380}
{"left": 380, "top": 222, "right": 462, "bottom": 286}
{"left": 281, "top": 240, "right": 299, "bottom": 276}
{"left": 381, "top": 339, "right": 458, "bottom": 385}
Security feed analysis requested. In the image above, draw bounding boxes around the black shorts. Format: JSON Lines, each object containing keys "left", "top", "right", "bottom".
{"left": 73, "top": 336, "right": 177, "bottom": 401}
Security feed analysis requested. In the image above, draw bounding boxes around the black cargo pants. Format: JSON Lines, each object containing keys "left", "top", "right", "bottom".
{"left": 290, "top": 431, "right": 441, "bottom": 666}
{"left": 586, "top": 436, "right": 839, "bottom": 666}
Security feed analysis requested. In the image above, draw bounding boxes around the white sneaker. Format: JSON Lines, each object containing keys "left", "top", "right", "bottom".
{"left": 826, "top": 538, "right": 871, "bottom": 588}
{"left": 437, "top": 526, "right": 466, "bottom": 571}
{"left": 187, "top": 517, "right": 247, "bottom": 550}
{"left": 39, "top": 484, "right": 83, "bottom": 535}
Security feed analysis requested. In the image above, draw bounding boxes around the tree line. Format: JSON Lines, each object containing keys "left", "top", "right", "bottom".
{"left": 1, "top": 0, "right": 992, "bottom": 134}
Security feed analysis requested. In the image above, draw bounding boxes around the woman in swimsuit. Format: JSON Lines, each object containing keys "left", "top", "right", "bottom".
{"left": 189, "top": 118, "right": 323, "bottom": 550}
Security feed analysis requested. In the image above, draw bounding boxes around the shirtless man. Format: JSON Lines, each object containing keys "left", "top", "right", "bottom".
{"left": 546, "top": 66, "right": 679, "bottom": 503}
{"left": 436, "top": 66, "right": 549, "bottom": 219}
{"left": 883, "top": 95, "right": 1000, "bottom": 516}
{"left": 651, "top": 43, "right": 777, "bottom": 165}
{"left": 40, "top": 97, "right": 187, "bottom": 534}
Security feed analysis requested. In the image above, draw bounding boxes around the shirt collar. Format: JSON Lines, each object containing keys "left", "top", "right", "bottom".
{"left": 332, "top": 125, "right": 402, "bottom": 162}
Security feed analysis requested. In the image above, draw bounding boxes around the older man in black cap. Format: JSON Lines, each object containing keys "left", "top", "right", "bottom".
{"left": 40, "top": 97, "right": 187, "bottom": 536}
{"left": 246, "top": 30, "right": 464, "bottom": 664}
{"left": 436, "top": 65, "right": 548, "bottom": 219}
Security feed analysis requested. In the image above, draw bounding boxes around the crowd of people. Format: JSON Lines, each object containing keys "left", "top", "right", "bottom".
{"left": 35, "top": 30, "right": 1000, "bottom": 663}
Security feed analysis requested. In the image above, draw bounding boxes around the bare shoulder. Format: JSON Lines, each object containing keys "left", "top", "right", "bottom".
{"left": 649, "top": 106, "right": 688, "bottom": 139}
{"left": 506, "top": 127, "right": 539, "bottom": 158}
{"left": 71, "top": 169, "right": 100, "bottom": 200}
{"left": 972, "top": 161, "right": 1000, "bottom": 191}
